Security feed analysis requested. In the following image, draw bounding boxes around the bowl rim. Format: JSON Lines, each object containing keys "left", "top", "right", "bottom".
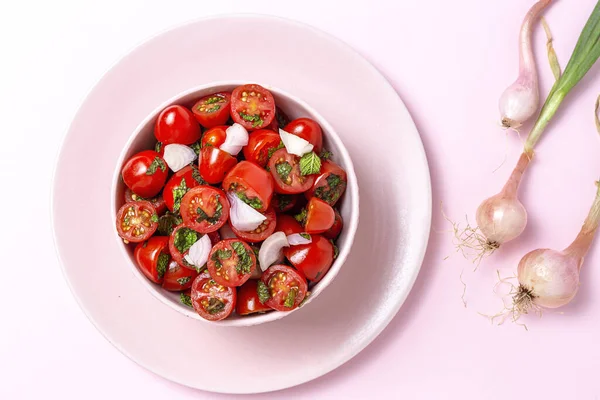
{"left": 111, "top": 80, "right": 359, "bottom": 327}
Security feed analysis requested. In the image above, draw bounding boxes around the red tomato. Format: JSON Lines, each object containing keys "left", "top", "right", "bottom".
{"left": 243, "top": 129, "right": 282, "bottom": 167}
{"left": 199, "top": 146, "right": 238, "bottom": 185}
{"left": 192, "top": 92, "right": 231, "bottom": 128}
{"left": 134, "top": 236, "right": 170, "bottom": 284}
{"left": 261, "top": 265, "right": 308, "bottom": 311}
{"left": 180, "top": 186, "right": 230, "bottom": 233}
{"left": 222, "top": 161, "right": 274, "bottom": 212}
{"left": 271, "top": 194, "right": 298, "bottom": 213}
{"left": 201, "top": 125, "right": 228, "bottom": 148}
{"left": 275, "top": 214, "right": 303, "bottom": 235}
{"left": 230, "top": 84, "right": 275, "bottom": 130}
{"left": 162, "top": 259, "right": 199, "bottom": 291}
{"left": 121, "top": 150, "right": 168, "bottom": 198}
{"left": 284, "top": 235, "right": 334, "bottom": 282}
{"left": 323, "top": 209, "right": 343, "bottom": 240}
{"left": 236, "top": 280, "right": 272, "bottom": 315}
{"left": 268, "top": 149, "right": 315, "bottom": 194}
{"left": 284, "top": 118, "right": 323, "bottom": 153}
{"left": 162, "top": 165, "right": 204, "bottom": 213}
{"left": 191, "top": 272, "right": 236, "bottom": 321}
{"left": 168, "top": 224, "right": 207, "bottom": 269}
{"left": 116, "top": 201, "right": 158, "bottom": 243}
{"left": 207, "top": 239, "right": 257, "bottom": 287}
{"left": 229, "top": 208, "right": 277, "bottom": 243}
{"left": 305, "top": 160, "right": 348, "bottom": 206}
{"left": 155, "top": 105, "right": 201, "bottom": 145}
{"left": 207, "top": 231, "right": 221, "bottom": 246}
{"left": 124, "top": 188, "right": 167, "bottom": 215}
{"left": 302, "top": 197, "right": 335, "bottom": 234}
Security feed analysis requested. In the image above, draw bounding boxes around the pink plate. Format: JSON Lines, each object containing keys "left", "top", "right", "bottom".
{"left": 52, "top": 14, "right": 431, "bottom": 394}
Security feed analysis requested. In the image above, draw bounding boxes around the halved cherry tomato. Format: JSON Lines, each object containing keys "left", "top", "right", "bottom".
{"left": 230, "top": 208, "right": 277, "bottom": 243}
{"left": 305, "top": 160, "right": 347, "bottom": 206}
{"left": 162, "top": 165, "right": 204, "bottom": 213}
{"left": 231, "top": 84, "right": 275, "bottom": 130}
{"left": 275, "top": 214, "right": 303, "bottom": 236}
{"left": 323, "top": 209, "right": 343, "bottom": 240}
{"left": 162, "top": 259, "right": 199, "bottom": 291}
{"left": 121, "top": 150, "right": 168, "bottom": 198}
{"left": 301, "top": 197, "right": 335, "bottom": 234}
{"left": 134, "top": 236, "right": 170, "bottom": 284}
{"left": 180, "top": 186, "right": 230, "bottom": 233}
{"left": 192, "top": 92, "right": 231, "bottom": 128}
{"left": 124, "top": 188, "right": 167, "bottom": 215}
{"left": 261, "top": 265, "right": 308, "bottom": 311}
{"left": 284, "top": 118, "right": 323, "bottom": 153}
{"left": 116, "top": 201, "right": 158, "bottom": 243}
{"left": 243, "top": 129, "right": 282, "bottom": 167}
{"left": 223, "top": 161, "right": 274, "bottom": 212}
{"left": 191, "top": 272, "right": 237, "bottom": 321}
{"left": 199, "top": 146, "right": 238, "bottom": 185}
{"left": 168, "top": 224, "right": 207, "bottom": 270}
{"left": 236, "top": 279, "right": 272, "bottom": 315}
{"left": 207, "top": 239, "right": 257, "bottom": 287}
{"left": 268, "top": 148, "right": 315, "bottom": 195}
{"left": 155, "top": 105, "right": 201, "bottom": 145}
{"left": 271, "top": 194, "right": 298, "bottom": 213}
{"left": 284, "top": 235, "right": 334, "bottom": 282}
{"left": 201, "top": 125, "right": 228, "bottom": 148}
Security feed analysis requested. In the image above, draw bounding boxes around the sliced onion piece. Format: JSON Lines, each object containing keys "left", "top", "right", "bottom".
{"left": 163, "top": 144, "right": 197, "bottom": 172}
{"left": 258, "top": 232, "right": 289, "bottom": 272}
{"left": 287, "top": 233, "right": 312, "bottom": 245}
{"left": 219, "top": 123, "right": 248, "bottom": 156}
{"left": 183, "top": 234, "right": 211, "bottom": 269}
{"left": 219, "top": 223, "right": 237, "bottom": 239}
{"left": 279, "top": 128, "right": 314, "bottom": 156}
{"left": 227, "top": 192, "right": 267, "bottom": 232}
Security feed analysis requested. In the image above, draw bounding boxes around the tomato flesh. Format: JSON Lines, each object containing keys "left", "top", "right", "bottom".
{"left": 262, "top": 265, "right": 307, "bottom": 311}
{"left": 134, "top": 236, "right": 170, "bottom": 284}
{"left": 243, "top": 129, "right": 282, "bottom": 167}
{"left": 231, "top": 84, "right": 275, "bottom": 130}
{"left": 162, "top": 259, "right": 199, "bottom": 291}
{"left": 284, "top": 234, "right": 334, "bottom": 282}
{"left": 305, "top": 160, "right": 347, "bottom": 206}
{"left": 268, "top": 148, "right": 315, "bottom": 194}
{"left": 180, "top": 186, "right": 230, "bottom": 233}
{"left": 301, "top": 197, "right": 335, "bottom": 234}
{"left": 116, "top": 201, "right": 158, "bottom": 243}
{"left": 191, "top": 273, "right": 236, "bottom": 321}
{"left": 236, "top": 279, "right": 272, "bottom": 315}
{"left": 323, "top": 209, "right": 343, "bottom": 240}
{"left": 207, "top": 239, "right": 257, "bottom": 287}
{"left": 192, "top": 92, "right": 231, "bottom": 129}
{"left": 230, "top": 208, "right": 277, "bottom": 243}
{"left": 222, "top": 161, "right": 274, "bottom": 212}
{"left": 124, "top": 188, "right": 167, "bottom": 215}
{"left": 201, "top": 125, "right": 228, "bottom": 148}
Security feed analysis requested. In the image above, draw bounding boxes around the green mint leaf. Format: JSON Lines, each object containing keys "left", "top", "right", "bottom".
{"left": 157, "top": 253, "right": 170, "bottom": 280}
{"left": 157, "top": 213, "right": 182, "bottom": 236}
{"left": 275, "top": 194, "right": 292, "bottom": 211}
{"left": 314, "top": 174, "right": 344, "bottom": 204}
{"left": 330, "top": 239, "right": 339, "bottom": 259}
{"left": 191, "top": 164, "right": 206, "bottom": 184}
{"left": 231, "top": 241, "right": 253, "bottom": 274}
{"left": 190, "top": 141, "right": 201, "bottom": 155}
{"left": 276, "top": 161, "right": 292, "bottom": 182}
{"left": 195, "top": 195, "right": 222, "bottom": 225}
{"left": 172, "top": 178, "right": 188, "bottom": 213}
{"left": 177, "top": 276, "right": 191, "bottom": 286}
{"left": 173, "top": 227, "right": 200, "bottom": 254}
{"left": 284, "top": 288, "right": 297, "bottom": 308}
{"left": 268, "top": 141, "right": 285, "bottom": 159}
{"left": 239, "top": 111, "right": 263, "bottom": 128}
{"left": 298, "top": 291, "right": 311, "bottom": 307}
{"left": 155, "top": 142, "right": 163, "bottom": 153}
{"left": 146, "top": 157, "right": 166, "bottom": 175}
{"left": 207, "top": 298, "right": 225, "bottom": 315}
{"left": 151, "top": 213, "right": 159, "bottom": 223}
{"left": 294, "top": 209, "right": 307, "bottom": 225}
{"left": 299, "top": 152, "right": 321, "bottom": 176}
{"left": 319, "top": 149, "right": 333, "bottom": 160}
{"left": 235, "top": 191, "right": 263, "bottom": 210}
{"left": 180, "top": 292, "right": 193, "bottom": 307}
{"left": 257, "top": 281, "right": 271, "bottom": 304}
{"left": 205, "top": 105, "right": 221, "bottom": 113}
{"left": 299, "top": 233, "right": 311, "bottom": 240}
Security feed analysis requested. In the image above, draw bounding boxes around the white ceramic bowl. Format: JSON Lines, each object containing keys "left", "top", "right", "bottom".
{"left": 112, "top": 81, "right": 359, "bottom": 326}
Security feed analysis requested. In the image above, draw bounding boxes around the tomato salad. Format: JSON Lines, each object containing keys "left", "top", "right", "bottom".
{"left": 116, "top": 84, "right": 347, "bottom": 321}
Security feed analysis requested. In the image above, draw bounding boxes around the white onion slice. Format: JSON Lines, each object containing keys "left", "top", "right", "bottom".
{"left": 258, "top": 232, "right": 289, "bottom": 272}
{"left": 219, "top": 123, "right": 249, "bottom": 156}
{"left": 287, "top": 233, "right": 312, "bottom": 245}
{"left": 219, "top": 223, "right": 238, "bottom": 239}
{"left": 183, "top": 234, "right": 211, "bottom": 269}
{"left": 279, "top": 128, "right": 314, "bottom": 156}
{"left": 227, "top": 192, "right": 267, "bottom": 232}
{"left": 163, "top": 144, "right": 197, "bottom": 172}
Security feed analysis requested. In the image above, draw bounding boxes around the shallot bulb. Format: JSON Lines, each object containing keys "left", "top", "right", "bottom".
{"left": 513, "top": 182, "right": 600, "bottom": 314}
{"left": 499, "top": 0, "right": 552, "bottom": 129}
{"left": 475, "top": 152, "right": 530, "bottom": 254}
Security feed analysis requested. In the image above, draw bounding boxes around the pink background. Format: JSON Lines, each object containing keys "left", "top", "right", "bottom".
{"left": 3, "top": 0, "right": 600, "bottom": 398}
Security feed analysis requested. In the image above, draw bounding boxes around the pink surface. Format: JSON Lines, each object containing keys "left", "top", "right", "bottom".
{"left": 4, "top": 0, "right": 600, "bottom": 398}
